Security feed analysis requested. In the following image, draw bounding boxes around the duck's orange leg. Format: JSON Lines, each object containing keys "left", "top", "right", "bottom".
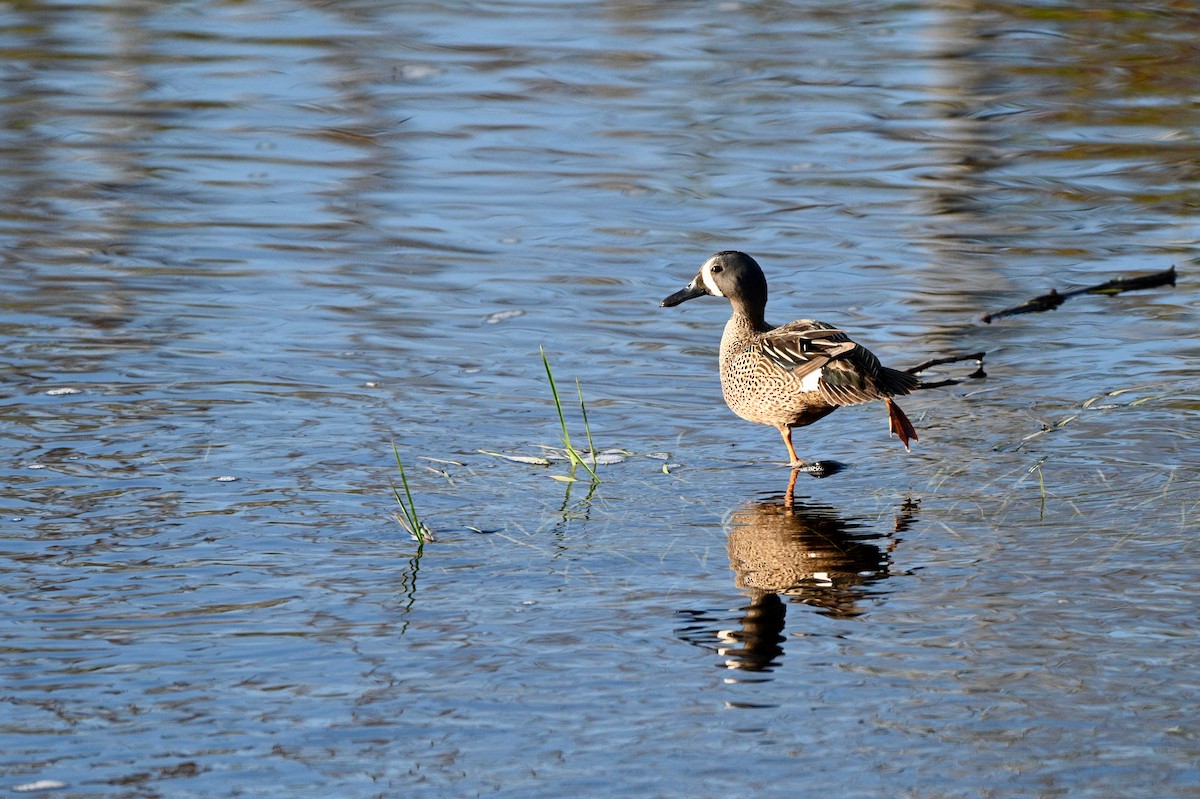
{"left": 778, "top": 426, "right": 804, "bottom": 468}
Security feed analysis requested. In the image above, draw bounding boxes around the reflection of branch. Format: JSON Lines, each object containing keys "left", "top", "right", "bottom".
{"left": 981, "top": 266, "right": 1177, "bottom": 324}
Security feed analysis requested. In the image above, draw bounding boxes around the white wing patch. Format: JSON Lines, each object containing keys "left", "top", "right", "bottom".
{"left": 799, "top": 367, "right": 823, "bottom": 392}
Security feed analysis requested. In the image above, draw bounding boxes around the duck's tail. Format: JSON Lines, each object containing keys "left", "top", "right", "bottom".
{"left": 880, "top": 366, "right": 920, "bottom": 396}
{"left": 886, "top": 397, "right": 918, "bottom": 451}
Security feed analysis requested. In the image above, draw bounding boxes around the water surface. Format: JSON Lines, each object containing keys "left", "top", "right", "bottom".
{"left": 3, "top": 1, "right": 1199, "bottom": 796}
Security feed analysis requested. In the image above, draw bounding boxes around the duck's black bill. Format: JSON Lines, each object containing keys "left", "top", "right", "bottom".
{"left": 660, "top": 282, "right": 707, "bottom": 307}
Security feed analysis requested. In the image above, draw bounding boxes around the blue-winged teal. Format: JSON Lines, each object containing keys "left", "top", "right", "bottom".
{"left": 661, "top": 251, "right": 918, "bottom": 467}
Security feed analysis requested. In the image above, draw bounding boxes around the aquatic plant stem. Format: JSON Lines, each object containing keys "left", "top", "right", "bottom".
{"left": 540, "top": 347, "right": 599, "bottom": 482}
{"left": 576, "top": 377, "right": 598, "bottom": 474}
{"left": 540, "top": 347, "right": 573, "bottom": 452}
{"left": 1026, "top": 456, "right": 1048, "bottom": 521}
{"left": 1036, "top": 463, "right": 1046, "bottom": 520}
{"left": 390, "top": 441, "right": 427, "bottom": 544}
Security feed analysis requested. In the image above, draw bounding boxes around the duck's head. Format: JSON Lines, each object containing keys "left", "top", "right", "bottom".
{"left": 660, "top": 251, "right": 768, "bottom": 312}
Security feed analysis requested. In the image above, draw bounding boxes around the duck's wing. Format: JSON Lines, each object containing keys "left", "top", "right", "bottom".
{"left": 760, "top": 320, "right": 918, "bottom": 405}
{"left": 758, "top": 321, "right": 854, "bottom": 377}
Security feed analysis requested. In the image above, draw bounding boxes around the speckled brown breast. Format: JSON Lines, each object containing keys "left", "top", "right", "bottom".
{"left": 718, "top": 315, "right": 839, "bottom": 429}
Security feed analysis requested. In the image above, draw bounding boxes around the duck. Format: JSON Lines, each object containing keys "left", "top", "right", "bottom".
{"left": 660, "top": 251, "right": 918, "bottom": 467}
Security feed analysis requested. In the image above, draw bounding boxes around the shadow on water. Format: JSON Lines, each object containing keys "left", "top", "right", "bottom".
{"left": 677, "top": 471, "right": 920, "bottom": 676}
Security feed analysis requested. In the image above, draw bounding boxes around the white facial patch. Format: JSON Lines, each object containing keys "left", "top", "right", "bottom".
{"left": 698, "top": 257, "right": 725, "bottom": 297}
{"left": 799, "top": 367, "right": 823, "bottom": 393}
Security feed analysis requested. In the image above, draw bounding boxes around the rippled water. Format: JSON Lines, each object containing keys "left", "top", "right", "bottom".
{"left": 3, "top": 1, "right": 1199, "bottom": 796}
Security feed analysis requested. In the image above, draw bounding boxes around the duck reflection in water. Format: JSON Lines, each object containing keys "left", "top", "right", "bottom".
{"left": 715, "top": 470, "right": 919, "bottom": 673}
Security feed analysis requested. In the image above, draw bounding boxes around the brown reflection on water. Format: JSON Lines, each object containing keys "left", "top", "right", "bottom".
{"left": 903, "top": 1, "right": 1200, "bottom": 325}
{"left": 715, "top": 474, "right": 920, "bottom": 673}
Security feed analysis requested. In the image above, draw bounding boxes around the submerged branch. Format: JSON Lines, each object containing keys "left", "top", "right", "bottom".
{"left": 981, "top": 265, "right": 1177, "bottom": 324}
{"left": 907, "top": 351, "right": 987, "bottom": 389}
{"left": 907, "top": 352, "right": 986, "bottom": 375}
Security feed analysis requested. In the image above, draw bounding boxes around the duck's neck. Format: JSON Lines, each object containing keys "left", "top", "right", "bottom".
{"left": 728, "top": 299, "right": 768, "bottom": 332}
{"left": 721, "top": 308, "right": 769, "bottom": 363}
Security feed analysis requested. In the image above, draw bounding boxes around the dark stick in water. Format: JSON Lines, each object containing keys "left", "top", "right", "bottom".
{"left": 981, "top": 265, "right": 1177, "bottom": 324}
{"left": 906, "top": 352, "right": 987, "bottom": 389}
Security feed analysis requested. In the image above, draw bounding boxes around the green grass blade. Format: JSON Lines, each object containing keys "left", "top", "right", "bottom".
{"left": 391, "top": 441, "right": 426, "bottom": 543}
{"left": 539, "top": 348, "right": 599, "bottom": 483}
{"left": 576, "top": 377, "right": 597, "bottom": 474}
{"left": 540, "top": 347, "right": 574, "bottom": 454}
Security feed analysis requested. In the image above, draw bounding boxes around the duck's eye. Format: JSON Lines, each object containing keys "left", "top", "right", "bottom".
{"left": 710, "top": 265, "right": 723, "bottom": 274}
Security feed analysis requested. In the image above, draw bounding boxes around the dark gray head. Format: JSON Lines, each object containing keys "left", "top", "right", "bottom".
{"left": 660, "top": 251, "right": 769, "bottom": 317}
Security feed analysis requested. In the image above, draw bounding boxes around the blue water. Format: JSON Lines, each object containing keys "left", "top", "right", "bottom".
{"left": 3, "top": 1, "right": 1199, "bottom": 796}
